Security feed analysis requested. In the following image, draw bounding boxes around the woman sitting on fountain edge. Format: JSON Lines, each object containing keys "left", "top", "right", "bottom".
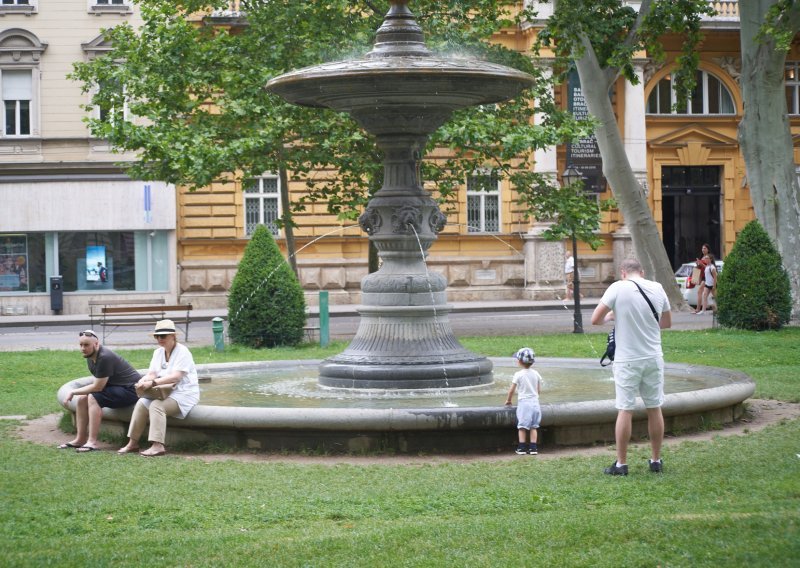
{"left": 118, "top": 319, "right": 200, "bottom": 457}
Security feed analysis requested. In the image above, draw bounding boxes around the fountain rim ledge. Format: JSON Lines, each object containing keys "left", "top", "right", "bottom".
{"left": 57, "top": 358, "right": 755, "bottom": 432}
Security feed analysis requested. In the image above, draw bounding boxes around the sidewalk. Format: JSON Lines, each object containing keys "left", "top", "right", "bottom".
{"left": 0, "top": 298, "right": 599, "bottom": 328}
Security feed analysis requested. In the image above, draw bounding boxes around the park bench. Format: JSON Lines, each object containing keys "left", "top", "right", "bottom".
{"left": 88, "top": 299, "right": 192, "bottom": 342}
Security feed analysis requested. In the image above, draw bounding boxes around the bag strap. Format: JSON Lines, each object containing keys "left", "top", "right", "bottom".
{"left": 630, "top": 280, "right": 659, "bottom": 322}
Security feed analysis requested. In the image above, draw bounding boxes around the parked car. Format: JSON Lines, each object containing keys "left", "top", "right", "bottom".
{"left": 674, "top": 260, "right": 724, "bottom": 308}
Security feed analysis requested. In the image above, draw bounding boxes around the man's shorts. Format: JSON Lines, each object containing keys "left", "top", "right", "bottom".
{"left": 516, "top": 398, "right": 542, "bottom": 430}
{"left": 613, "top": 357, "right": 665, "bottom": 410}
{"left": 91, "top": 384, "right": 138, "bottom": 408}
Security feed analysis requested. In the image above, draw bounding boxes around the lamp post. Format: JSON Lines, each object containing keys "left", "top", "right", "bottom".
{"left": 562, "top": 165, "right": 583, "bottom": 334}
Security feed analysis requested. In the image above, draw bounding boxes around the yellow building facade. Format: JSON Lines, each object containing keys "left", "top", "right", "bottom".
{"left": 178, "top": 1, "right": 789, "bottom": 310}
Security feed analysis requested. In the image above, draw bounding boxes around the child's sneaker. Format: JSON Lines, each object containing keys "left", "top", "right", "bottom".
{"left": 528, "top": 443, "right": 538, "bottom": 455}
{"left": 515, "top": 444, "right": 527, "bottom": 455}
{"left": 649, "top": 459, "right": 663, "bottom": 473}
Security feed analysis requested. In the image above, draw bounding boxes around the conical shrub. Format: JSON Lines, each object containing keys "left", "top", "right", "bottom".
{"left": 716, "top": 220, "right": 791, "bottom": 330}
{"left": 228, "top": 225, "right": 306, "bottom": 347}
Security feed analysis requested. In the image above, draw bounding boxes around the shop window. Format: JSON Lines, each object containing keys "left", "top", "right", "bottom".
{"left": 244, "top": 176, "right": 281, "bottom": 237}
{"left": 57, "top": 232, "right": 136, "bottom": 292}
{"left": 467, "top": 170, "right": 500, "bottom": 233}
{"left": 647, "top": 70, "right": 735, "bottom": 115}
{"left": 0, "top": 233, "right": 45, "bottom": 293}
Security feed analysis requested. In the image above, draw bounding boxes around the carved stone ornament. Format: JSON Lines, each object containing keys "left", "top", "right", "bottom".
{"left": 391, "top": 204, "right": 422, "bottom": 234}
{"left": 428, "top": 209, "right": 447, "bottom": 233}
{"left": 713, "top": 56, "right": 742, "bottom": 85}
{"left": 358, "top": 207, "right": 383, "bottom": 235}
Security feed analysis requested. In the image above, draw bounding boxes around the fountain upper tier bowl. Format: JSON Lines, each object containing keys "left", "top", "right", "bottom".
{"left": 266, "top": 57, "right": 534, "bottom": 136}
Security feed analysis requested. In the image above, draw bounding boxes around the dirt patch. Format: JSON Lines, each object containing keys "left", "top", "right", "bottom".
{"left": 13, "top": 399, "right": 800, "bottom": 465}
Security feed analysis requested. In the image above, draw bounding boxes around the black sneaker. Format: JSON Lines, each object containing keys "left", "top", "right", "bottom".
{"left": 649, "top": 459, "right": 663, "bottom": 473}
{"left": 515, "top": 444, "right": 527, "bottom": 455}
{"left": 604, "top": 462, "right": 628, "bottom": 476}
{"left": 528, "top": 444, "right": 538, "bottom": 455}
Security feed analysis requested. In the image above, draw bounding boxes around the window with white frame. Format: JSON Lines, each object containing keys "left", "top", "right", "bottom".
{"left": 88, "top": 0, "right": 132, "bottom": 14}
{"left": 0, "top": 30, "right": 45, "bottom": 139}
{"left": 786, "top": 62, "right": 800, "bottom": 115}
{"left": 96, "top": 78, "right": 128, "bottom": 123}
{"left": 466, "top": 170, "right": 500, "bottom": 233}
{"left": 244, "top": 176, "right": 281, "bottom": 237}
{"left": 647, "top": 70, "right": 735, "bottom": 115}
{"left": 2, "top": 69, "right": 32, "bottom": 136}
{"left": 0, "top": 0, "right": 36, "bottom": 14}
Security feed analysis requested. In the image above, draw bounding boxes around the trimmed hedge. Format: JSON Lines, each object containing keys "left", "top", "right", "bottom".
{"left": 716, "top": 220, "right": 791, "bottom": 330}
{"left": 227, "top": 225, "right": 306, "bottom": 347}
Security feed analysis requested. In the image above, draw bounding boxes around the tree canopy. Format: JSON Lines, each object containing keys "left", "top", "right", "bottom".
{"left": 71, "top": 0, "right": 588, "bottom": 234}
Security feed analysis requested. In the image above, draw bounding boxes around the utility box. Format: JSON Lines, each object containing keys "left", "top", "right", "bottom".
{"left": 50, "top": 275, "right": 63, "bottom": 313}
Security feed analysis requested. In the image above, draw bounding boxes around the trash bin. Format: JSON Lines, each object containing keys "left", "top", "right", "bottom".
{"left": 50, "top": 275, "right": 63, "bottom": 313}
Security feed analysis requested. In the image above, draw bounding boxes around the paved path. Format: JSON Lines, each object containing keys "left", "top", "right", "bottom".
{"left": 0, "top": 298, "right": 717, "bottom": 352}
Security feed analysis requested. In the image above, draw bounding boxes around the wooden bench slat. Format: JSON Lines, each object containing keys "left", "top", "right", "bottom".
{"left": 94, "top": 304, "right": 193, "bottom": 342}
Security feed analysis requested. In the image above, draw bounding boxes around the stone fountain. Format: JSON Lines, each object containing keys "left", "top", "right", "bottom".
{"left": 266, "top": 0, "right": 534, "bottom": 389}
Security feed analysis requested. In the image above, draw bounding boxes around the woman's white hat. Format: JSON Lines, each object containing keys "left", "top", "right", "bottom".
{"left": 152, "top": 319, "right": 177, "bottom": 336}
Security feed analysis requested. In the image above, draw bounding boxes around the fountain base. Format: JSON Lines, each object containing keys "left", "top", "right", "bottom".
{"left": 57, "top": 359, "right": 756, "bottom": 454}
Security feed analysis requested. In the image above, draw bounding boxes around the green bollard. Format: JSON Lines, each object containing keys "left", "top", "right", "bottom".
{"left": 212, "top": 317, "right": 225, "bottom": 352}
{"left": 319, "top": 291, "right": 330, "bottom": 347}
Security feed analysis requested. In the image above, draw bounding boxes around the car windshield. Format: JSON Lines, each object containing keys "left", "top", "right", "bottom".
{"left": 674, "top": 264, "right": 694, "bottom": 278}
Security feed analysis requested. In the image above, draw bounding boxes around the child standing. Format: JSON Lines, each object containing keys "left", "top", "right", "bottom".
{"left": 504, "top": 347, "right": 542, "bottom": 455}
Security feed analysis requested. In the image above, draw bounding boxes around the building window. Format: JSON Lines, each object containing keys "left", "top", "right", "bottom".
{"left": 467, "top": 170, "right": 500, "bottom": 233}
{"left": 88, "top": 0, "right": 132, "bottom": 14}
{"left": 244, "top": 176, "right": 281, "bottom": 237}
{"left": 0, "top": 0, "right": 36, "bottom": 14}
{"left": 0, "top": 30, "right": 46, "bottom": 138}
{"left": 647, "top": 70, "right": 735, "bottom": 115}
{"left": 2, "top": 69, "right": 32, "bottom": 136}
{"left": 786, "top": 62, "right": 800, "bottom": 115}
{"left": 96, "top": 78, "right": 128, "bottom": 123}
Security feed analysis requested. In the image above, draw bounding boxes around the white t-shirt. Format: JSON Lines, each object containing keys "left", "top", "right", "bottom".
{"left": 565, "top": 256, "right": 574, "bottom": 274}
{"left": 512, "top": 368, "right": 542, "bottom": 401}
{"left": 142, "top": 342, "right": 200, "bottom": 418}
{"left": 599, "top": 277, "right": 670, "bottom": 362}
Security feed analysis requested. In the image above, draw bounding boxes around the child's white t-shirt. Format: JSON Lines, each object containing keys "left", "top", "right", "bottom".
{"left": 512, "top": 368, "right": 541, "bottom": 401}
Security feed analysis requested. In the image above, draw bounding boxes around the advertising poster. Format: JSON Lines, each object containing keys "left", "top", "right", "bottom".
{"left": 0, "top": 234, "right": 29, "bottom": 292}
{"left": 86, "top": 245, "right": 107, "bottom": 283}
{"left": 566, "top": 69, "right": 606, "bottom": 194}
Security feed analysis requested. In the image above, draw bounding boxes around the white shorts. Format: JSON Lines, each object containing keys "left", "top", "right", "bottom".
{"left": 516, "top": 398, "right": 541, "bottom": 430}
{"left": 612, "top": 357, "right": 665, "bottom": 410}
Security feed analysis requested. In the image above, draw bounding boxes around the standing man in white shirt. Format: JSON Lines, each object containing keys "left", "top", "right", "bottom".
{"left": 591, "top": 258, "right": 672, "bottom": 475}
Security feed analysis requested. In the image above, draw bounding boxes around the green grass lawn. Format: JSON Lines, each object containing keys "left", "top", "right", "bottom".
{"left": 1, "top": 328, "right": 799, "bottom": 566}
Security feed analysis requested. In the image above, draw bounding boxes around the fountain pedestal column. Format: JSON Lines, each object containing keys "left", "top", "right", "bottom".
{"left": 319, "top": 135, "right": 493, "bottom": 389}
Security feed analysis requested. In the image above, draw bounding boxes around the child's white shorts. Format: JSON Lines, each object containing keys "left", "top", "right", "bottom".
{"left": 516, "top": 398, "right": 541, "bottom": 430}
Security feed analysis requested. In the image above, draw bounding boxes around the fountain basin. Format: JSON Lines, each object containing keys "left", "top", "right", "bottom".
{"left": 57, "top": 358, "right": 755, "bottom": 453}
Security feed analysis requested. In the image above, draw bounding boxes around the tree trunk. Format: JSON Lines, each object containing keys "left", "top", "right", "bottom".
{"left": 738, "top": 0, "right": 800, "bottom": 318}
{"left": 574, "top": 39, "right": 684, "bottom": 307}
{"left": 278, "top": 167, "right": 298, "bottom": 277}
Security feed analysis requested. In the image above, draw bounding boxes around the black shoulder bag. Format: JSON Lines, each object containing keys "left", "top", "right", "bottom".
{"left": 600, "top": 280, "right": 660, "bottom": 367}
